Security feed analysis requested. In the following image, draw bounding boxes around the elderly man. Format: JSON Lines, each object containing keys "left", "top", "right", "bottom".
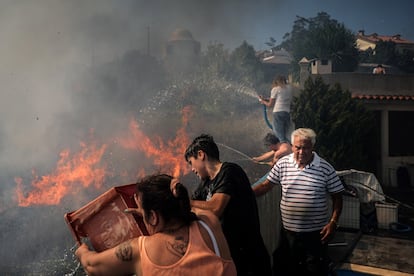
{"left": 253, "top": 128, "right": 344, "bottom": 275}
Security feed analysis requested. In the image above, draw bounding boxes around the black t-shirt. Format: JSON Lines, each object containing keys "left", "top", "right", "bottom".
{"left": 192, "top": 162, "right": 271, "bottom": 275}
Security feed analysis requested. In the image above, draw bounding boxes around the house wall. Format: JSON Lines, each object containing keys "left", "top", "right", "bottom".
{"left": 305, "top": 73, "right": 414, "bottom": 187}
{"left": 311, "top": 59, "right": 332, "bottom": 74}
{"left": 370, "top": 104, "right": 414, "bottom": 188}
{"left": 313, "top": 73, "right": 414, "bottom": 94}
{"left": 356, "top": 34, "right": 414, "bottom": 53}
{"left": 356, "top": 39, "right": 376, "bottom": 51}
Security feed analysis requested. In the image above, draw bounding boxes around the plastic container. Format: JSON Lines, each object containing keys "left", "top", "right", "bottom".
{"left": 64, "top": 183, "right": 148, "bottom": 252}
{"left": 375, "top": 202, "right": 398, "bottom": 229}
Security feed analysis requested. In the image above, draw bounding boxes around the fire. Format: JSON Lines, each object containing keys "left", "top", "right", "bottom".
{"left": 14, "top": 107, "right": 193, "bottom": 207}
{"left": 15, "top": 138, "right": 107, "bottom": 207}
{"left": 118, "top": 106, "right": 193, "bottom": 178}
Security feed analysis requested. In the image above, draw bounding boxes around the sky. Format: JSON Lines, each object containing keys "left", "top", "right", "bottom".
{"left": 238, "top": 0, "right": 414, "bottom": 50}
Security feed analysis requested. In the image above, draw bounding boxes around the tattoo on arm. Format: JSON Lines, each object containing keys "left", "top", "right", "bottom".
{"left": 115, "top": 241, "right": 133, "bottom": 262}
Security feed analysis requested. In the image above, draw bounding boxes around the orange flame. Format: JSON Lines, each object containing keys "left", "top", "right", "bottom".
{"left": 14, "top": 107, "right": 194, "bottom": 207}
{"left": 118, "top": 107, "right": 193, "bottom": 178}
{"left": 15, "top": 138, "right": 107, "bottom": 207}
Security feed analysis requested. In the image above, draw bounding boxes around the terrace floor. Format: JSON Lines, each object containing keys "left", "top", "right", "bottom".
{"left": 329, "top": 186, "right": 414, "bottom": 275}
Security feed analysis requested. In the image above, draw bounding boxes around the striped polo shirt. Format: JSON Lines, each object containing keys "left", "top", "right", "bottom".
{"left": 267, "top": 152, "right": 344, "bottom": 232}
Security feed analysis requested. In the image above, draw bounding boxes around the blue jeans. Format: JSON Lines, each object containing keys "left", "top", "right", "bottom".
{"left": 272, "top": 111, "right": 290, "bottom": 143}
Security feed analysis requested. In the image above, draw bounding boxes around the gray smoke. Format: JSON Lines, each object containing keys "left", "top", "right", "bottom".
{"left": 0, "top": 0, "right": 274, "bottom": 273}
{"left": 0, "top": 0, "right": 283, "bottom": 207}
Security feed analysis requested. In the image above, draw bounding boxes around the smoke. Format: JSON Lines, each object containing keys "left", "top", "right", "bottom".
{"left": 0, "top": 0, "right": 276, "bottom": 201}
{"left": 0, "top": 0, "right": 270, "bottom": 164}
{"left": 0, "top": 0, "right": 274, "bottom": 272}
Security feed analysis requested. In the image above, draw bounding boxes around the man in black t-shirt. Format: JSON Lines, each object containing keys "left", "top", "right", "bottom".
{"left": 185, "top": 134, "right": 271, "bottom": 276}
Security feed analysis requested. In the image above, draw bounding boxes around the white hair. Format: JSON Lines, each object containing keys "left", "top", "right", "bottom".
{"left": 291, "top": 128, "right": 316, "bottom": 146}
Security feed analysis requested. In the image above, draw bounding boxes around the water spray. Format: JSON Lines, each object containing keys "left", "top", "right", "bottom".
{"left": 222, "top": 81, "right": 273, "bottom": 130}
{"left": 223, "top": 82, "right": 259, "bottom": 99}
{"left": 203, "top": 79, "right": 274, "bottom": 130}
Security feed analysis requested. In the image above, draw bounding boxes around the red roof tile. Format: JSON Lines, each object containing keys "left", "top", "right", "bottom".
{"left": 352, "top": 94, "right": 414, "bottom": 101}
{"left": 357, "top": 34, "right": 414, "bottom": 45}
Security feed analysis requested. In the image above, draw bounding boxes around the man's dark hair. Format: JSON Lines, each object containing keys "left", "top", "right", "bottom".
{"left": 184, "top": 134, "right": 220, "bottom": 162}
{"left": 263, "top": 133, "right": 280, "bottom": 147}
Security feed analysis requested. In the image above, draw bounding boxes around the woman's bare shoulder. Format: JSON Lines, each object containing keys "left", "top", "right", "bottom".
{"left": 193, "top": 208, "right": 220, "bottom": 227}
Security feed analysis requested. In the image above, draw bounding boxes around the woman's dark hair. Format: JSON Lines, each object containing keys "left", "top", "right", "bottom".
{"left": 136, "top": 174, "right": 196, "bottom": 225}
{"left": 184, "top": 134, "right": 220, "bottom": 162}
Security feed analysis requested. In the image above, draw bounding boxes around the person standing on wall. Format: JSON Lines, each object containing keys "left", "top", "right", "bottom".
{"left": 259, "top": 75, "right": 293, "bottom": 143}
{"left": 253, "top": 128, "right": 344, "bottom": 275}
{"left": 185, "top": 134, "right": 272, "bottom": 276}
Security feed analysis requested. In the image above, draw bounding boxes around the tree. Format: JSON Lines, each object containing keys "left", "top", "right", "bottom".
{"left": 167, "top": 41, "right": 264, "bottom": 117}
{"left": 265, "top": 37, "right": 279, "bottom": 52}
{"left": 397, "top": 49, "right": 414, "bottom": 73}
{"left": 291, "top": 76, "right": 377, "bottom": 172}
{"left": 359, "top": 40, "right": 398, "bottom": 65}
{"left": 371, "top": 40, "right": 398, "bottom": 65}
{"left": 198, "top": 41, "right": 265, "bottom": 87}
{"left": 228, "top": 41, "right": 265, "bottom": 87}
{"left": 279, "top": 12, "right": 359, "bottom": 79}
{"left": 199, "top": 42, "right": 231, "bottom": 78}
{"left": 359, "top": 40, "right": 414, "bottom": 73}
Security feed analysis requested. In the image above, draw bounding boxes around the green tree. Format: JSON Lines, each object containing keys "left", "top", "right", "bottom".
{"left": 265, "top": 37, "right": 279, "bottom": 52}
{"left": 228, "top": 41, "right": 265, "bottom": 87}
{"left": 371, "top": 40, "right": 398, "bottom": 65}
{"left": 170, "top": 41, "right": 263, "bottom": 117}
{"left": 197, "top": 41, "right": 265, "bottom": 87}
{"left": 199, "top": 42, "right": 231, "bottom": 78}
{"left": 359, "top": 40, "right": 398, "bottom": 65}
{"left": 358, "top": 40, "right": 414, "bottom": 73}
{"left": 280, "top": 12, "right": 359, "bottom": 79}
{"left": 291, "top": 76, "right": 377, "bottom": 171}
{"left": 397, "top": 49, "right": 414, "bottom": 73}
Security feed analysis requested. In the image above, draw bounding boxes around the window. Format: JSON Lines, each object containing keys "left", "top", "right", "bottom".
{"left": 389, "top": 111, "right": 414, "bottom": 156}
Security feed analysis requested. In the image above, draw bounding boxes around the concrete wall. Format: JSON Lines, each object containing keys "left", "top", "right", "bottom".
{"left": 310, "top": 73, "right": 414, "bottom": 95}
